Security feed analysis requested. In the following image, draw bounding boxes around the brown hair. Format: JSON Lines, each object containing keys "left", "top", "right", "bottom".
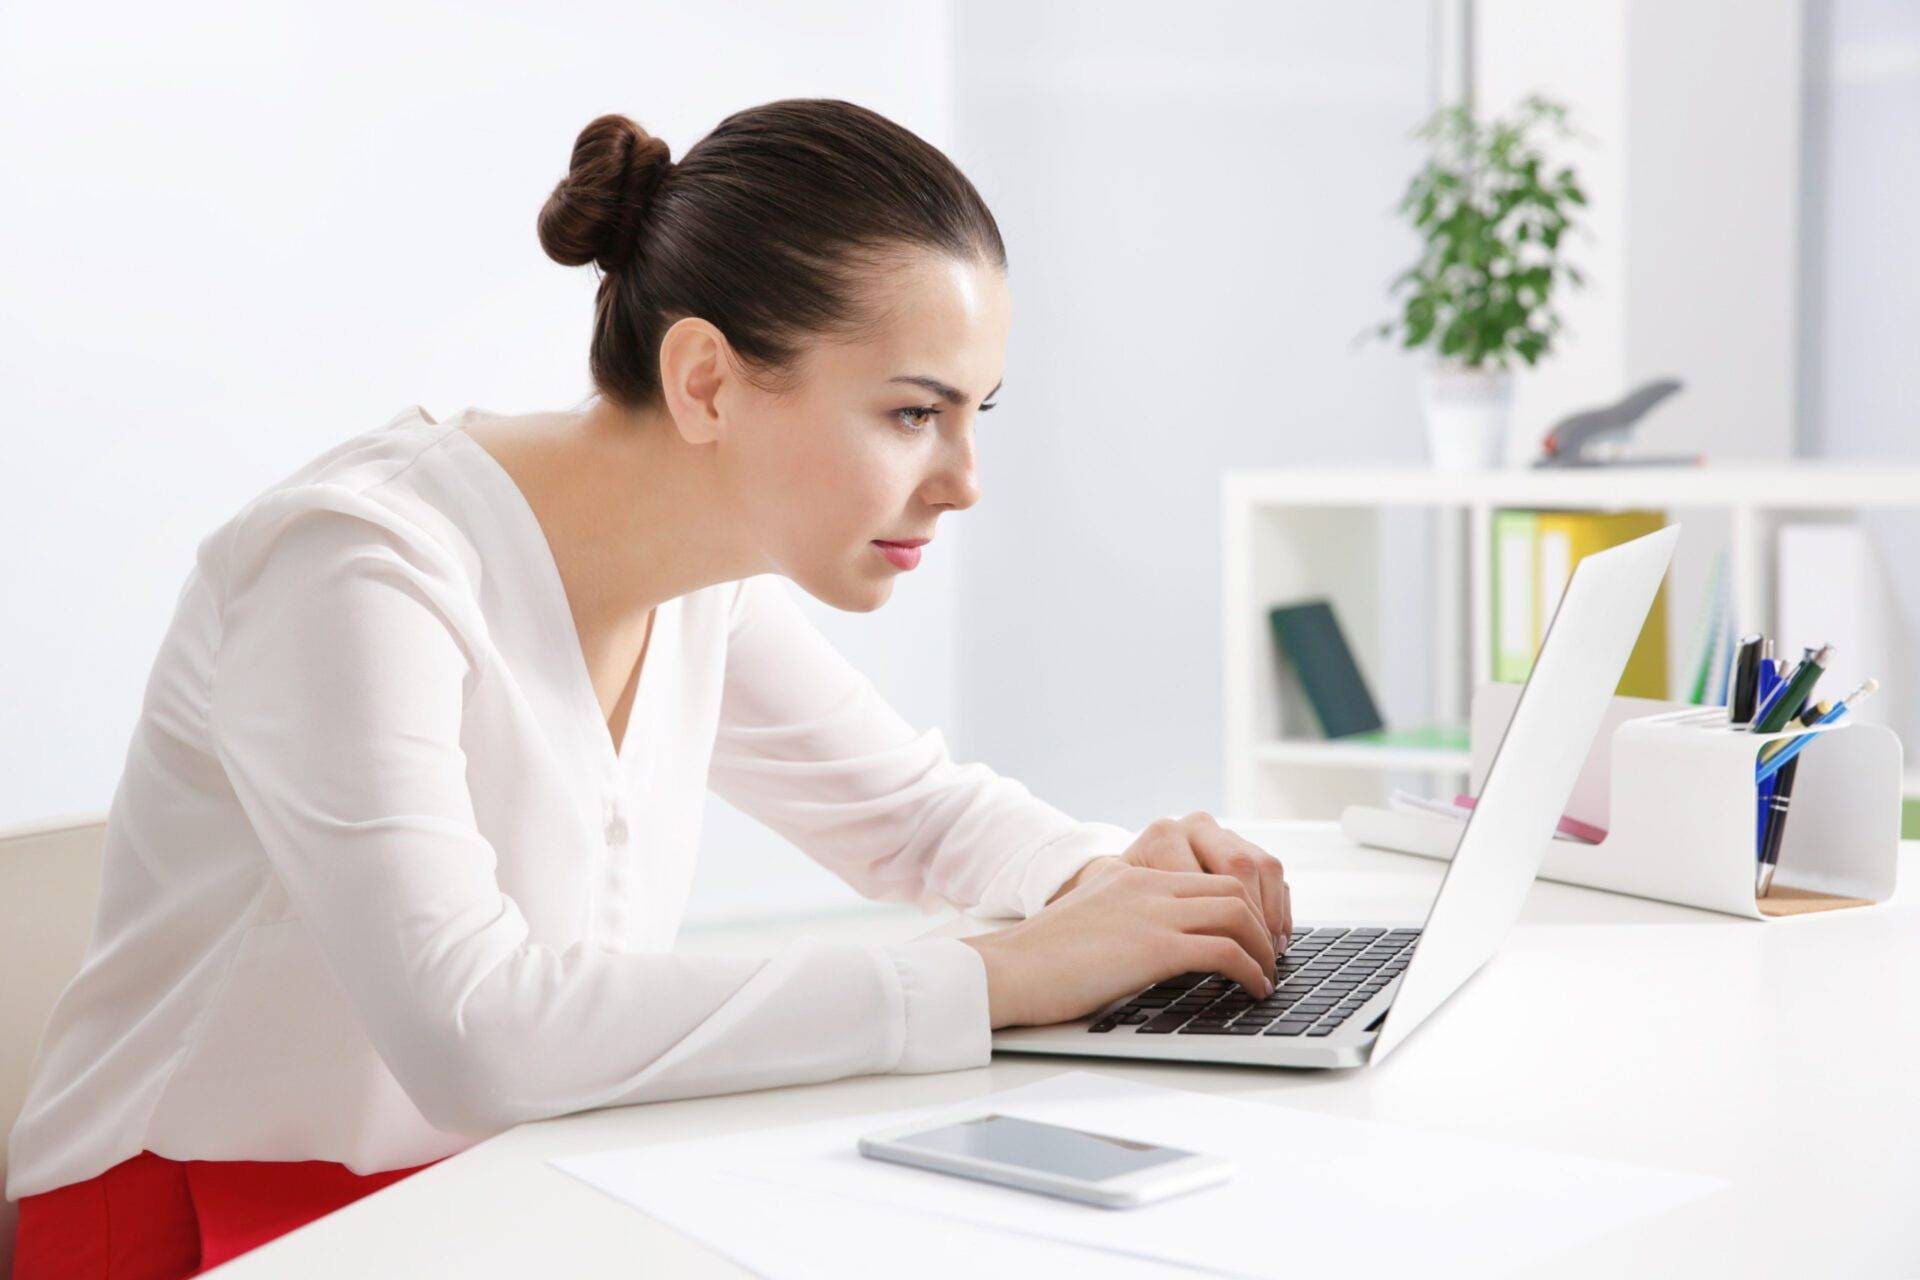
{"left": 537, "top": 99, "right": 1007, "bottom": 411}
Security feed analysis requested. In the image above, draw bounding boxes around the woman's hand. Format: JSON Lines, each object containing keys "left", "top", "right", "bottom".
{"left": 957, "top": 813, "right": 1292, "bottom": 1029}
{"left": 1049, "top": 812, "right": 1292, "bottom": 951}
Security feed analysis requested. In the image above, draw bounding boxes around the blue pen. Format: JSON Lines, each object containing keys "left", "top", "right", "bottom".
{"left": 1753, "top": 656, "right": 1780, "bottom": 857}
{"left": 1756, "top": 680, "right": 1879, "bottom": 786}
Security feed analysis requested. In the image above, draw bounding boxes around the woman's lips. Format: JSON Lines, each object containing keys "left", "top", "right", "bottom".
{"left": 872, "top": 541, "right": 923, "bottom": 570}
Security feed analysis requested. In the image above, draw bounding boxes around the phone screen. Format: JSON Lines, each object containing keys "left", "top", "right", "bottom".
{"left": 891, "top": 1114, "right": 1196, "bottom": 1183}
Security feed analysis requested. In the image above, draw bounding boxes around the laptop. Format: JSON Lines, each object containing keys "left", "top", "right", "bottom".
{"left": 974, "top": 523, "right": 1679, "bottom": 1070}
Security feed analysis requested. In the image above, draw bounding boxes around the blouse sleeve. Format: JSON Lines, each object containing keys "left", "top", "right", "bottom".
{"left": 207, "top": 489, "right": 994, "bottom": 1138}
{"left": 706, "top": 573, "right": 1137, "bottom": 920}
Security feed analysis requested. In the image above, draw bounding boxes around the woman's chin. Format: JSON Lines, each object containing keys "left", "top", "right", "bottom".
{"left": 789, "top": 562, "right": 893, "bottom": 613}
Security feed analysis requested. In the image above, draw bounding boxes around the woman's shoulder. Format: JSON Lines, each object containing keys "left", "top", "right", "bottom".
{"left": 196, "top": 406, "right": 480, "bottom": 612}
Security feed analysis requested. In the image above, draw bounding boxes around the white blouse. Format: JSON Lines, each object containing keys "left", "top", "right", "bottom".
{"left": 7, "top": 405, "right": 1136, "bottom": 1199}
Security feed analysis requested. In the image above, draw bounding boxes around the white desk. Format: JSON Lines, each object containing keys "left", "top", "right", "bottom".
{"left": 222, "top": 823, "right": 1920, "bottom": 1278}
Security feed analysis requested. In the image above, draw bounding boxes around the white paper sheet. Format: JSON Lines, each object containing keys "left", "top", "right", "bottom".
{"left": 554, "top": 1070, "right": 1725, "bottom": 1279}
{"left": 574, "top": 1163, "right": 1190, "bottom": 1279}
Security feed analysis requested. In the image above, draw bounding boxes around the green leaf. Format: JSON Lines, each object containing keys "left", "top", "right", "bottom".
{"left": 1388, "top": 94, "right": 1583, "bottom": 367}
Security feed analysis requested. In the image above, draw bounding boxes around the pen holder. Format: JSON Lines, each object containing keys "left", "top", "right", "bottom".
{"left": 1455, "top": 682, "right": 1905, "bottom": 919}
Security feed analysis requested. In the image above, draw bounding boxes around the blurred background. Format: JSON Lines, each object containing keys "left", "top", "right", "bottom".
{"left": 3, "top": 0, "right": 1914, "bottom": 923}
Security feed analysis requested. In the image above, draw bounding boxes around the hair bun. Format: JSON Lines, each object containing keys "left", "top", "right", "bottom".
{"left": 537, "top": 113, "right": 672, "bottom": 273}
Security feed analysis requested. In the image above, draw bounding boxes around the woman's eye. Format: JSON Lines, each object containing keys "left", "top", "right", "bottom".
{"left": 894, "top": 405, "right": 939, "bottom": 432}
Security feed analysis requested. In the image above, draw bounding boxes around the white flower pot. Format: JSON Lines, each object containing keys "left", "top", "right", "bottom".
{"left": 1420, "top": 363, "right": 1514, "bottom": 470}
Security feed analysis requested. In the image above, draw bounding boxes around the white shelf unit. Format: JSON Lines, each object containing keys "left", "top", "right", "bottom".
{"left": 1223, "top": 463, "right": 1920, "bottom": 820}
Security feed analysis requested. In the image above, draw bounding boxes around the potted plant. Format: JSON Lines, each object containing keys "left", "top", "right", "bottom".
{"left": 1377, "top": 95, "right": 1587, "bottom": 469}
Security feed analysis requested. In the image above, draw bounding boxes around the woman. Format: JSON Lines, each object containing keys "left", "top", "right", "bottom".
{"left": 7, "top": 99, "right": 1290, "bottom": 1278}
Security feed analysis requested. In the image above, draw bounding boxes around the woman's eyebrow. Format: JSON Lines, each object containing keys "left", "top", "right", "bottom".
{"left": 888, "top": 374, "right": 1003, "bottom": 406}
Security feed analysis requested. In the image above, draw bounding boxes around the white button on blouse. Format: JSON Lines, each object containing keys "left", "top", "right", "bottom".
{"left": 6, "top": 405, "right": 1136, "bottom": 1199}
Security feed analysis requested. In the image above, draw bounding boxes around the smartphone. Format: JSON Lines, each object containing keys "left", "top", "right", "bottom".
{"left": 857, "top": 1112, "right": 1233, "bottom": 1209}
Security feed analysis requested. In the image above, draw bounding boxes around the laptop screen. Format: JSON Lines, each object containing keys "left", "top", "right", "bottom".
{"left": 1368, "top": 525, "right": 1680, "bottom": 1064}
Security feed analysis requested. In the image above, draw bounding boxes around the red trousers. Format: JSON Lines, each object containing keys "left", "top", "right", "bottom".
{"left": 12, "top": 1150, "right": 440, "bottom": 1279}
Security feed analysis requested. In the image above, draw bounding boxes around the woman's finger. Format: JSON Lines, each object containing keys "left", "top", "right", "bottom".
{"left": 1174, "top": 932, "right": 1272, "bottom": 997}
{"left": 1184, "top": 821, "right": 1279, "bottom": 953}
{"left": 1150, "top": 870, "right": 1261, "bottom": 903}
{"left": 1255, "top": 853, "right": 1289, "bottom": 946}
{"left": 1169, "top": 896, "right": 1278, "bottom": 984}
{"left": 1211, "top": 823, "right": 1289, "bottom": 946}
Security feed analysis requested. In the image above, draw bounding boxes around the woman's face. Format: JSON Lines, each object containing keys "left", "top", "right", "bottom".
{"left": 720, "top": 252, "right": 1010, "bottom": 612}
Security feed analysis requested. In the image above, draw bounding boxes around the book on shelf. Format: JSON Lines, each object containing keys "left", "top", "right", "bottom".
{"left": 1268, "top": 600, "right": 1382, "bottom": 738}
{"left": 1266, "top": 600, "right": 1467, "bottom": 754}
{"left": 1491, "top": 510, "right": 1538, "bottom": 683}
{"left": 1491, "top": 508, "right": 1670, "bottom": 698}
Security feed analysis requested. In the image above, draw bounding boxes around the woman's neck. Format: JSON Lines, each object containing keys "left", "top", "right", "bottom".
{"left": 477, "top": 397, "right": 772, "bottom": 629}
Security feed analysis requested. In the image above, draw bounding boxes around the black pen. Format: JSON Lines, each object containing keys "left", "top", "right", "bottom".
{"left": 1757, "top": 697, "right": 1819, "bottom": 897}
{"left": 1758, "top": 757, "right": 1799, "bottom": 897}
{"left": 1729, "top": 633, "right": 1765, "bottom": 726}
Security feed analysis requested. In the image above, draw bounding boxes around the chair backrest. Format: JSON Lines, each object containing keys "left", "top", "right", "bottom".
{"left": 0, "top": 813, "right": 106, "bottom": 1270}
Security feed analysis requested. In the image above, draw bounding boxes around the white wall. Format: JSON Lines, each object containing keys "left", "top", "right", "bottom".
{"left": 1623, "top": 0, "right": 1802, "bottom": 462}
{"left": 1800, "top": 0, "right": 1920, "bottom": 735}
{"left": 0, "top": 0, "right": 958, "bottom": 922}
{"left": 945, "top": 0, "right": 1435, "bottom": 829}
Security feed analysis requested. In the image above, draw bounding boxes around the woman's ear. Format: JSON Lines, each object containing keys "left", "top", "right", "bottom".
{"left": 657, "top": 316, "right": 733, "bottom": 445}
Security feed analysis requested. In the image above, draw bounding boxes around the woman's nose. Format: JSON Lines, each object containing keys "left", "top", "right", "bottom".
{"left": 932, "top": 438, "right": 982, "bottom": 511}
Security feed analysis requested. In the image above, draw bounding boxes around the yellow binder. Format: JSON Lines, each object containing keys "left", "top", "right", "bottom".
{"left": 1534, "top": 510, "right": 1670, "bottom": 698}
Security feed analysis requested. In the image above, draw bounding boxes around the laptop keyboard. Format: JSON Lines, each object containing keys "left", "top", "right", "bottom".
{"left": 1086, "top": 926, "right": 1420, "bottom": 1038}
